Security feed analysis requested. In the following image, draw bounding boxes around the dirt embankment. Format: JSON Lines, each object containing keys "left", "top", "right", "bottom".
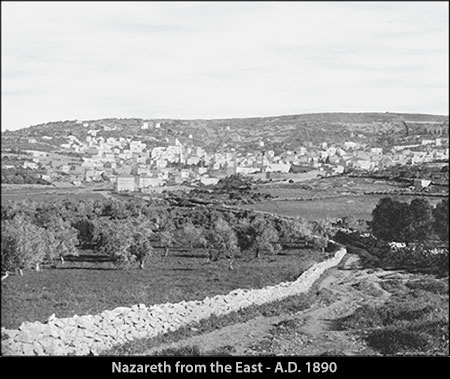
{"left": 143, "top": 254, "right": 414, "bottom": 356}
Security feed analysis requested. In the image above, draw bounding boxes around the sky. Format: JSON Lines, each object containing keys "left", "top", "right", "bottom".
{"left": 1, "top": 1, "right": 448, "bottom": 131}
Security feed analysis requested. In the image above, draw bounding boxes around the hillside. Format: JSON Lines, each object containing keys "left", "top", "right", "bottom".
{"left": 2, "top": 112, "right": 448, "bottom": 153}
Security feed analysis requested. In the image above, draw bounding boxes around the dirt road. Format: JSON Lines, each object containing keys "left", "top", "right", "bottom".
{"left": 142, "top": 254, "right": 413, "bottom": 356}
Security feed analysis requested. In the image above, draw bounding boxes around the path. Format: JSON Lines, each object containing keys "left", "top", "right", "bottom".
{"left": 141, "top": 254, "right": 412, "bottom": 356}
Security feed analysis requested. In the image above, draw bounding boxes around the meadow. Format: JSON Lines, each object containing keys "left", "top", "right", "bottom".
{"left": 243, "top": 195, "right": 442, "bottom": 221}
{"left": 1, "top": 247, "right": 326, "bottom": 330}
{"left": 1, "top": 187, "right": 106, "bottom": 203}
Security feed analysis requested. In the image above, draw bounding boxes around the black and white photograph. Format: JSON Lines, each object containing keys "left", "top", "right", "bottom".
{"left": 1, "top": 1, "right": 448, "bottom": 361}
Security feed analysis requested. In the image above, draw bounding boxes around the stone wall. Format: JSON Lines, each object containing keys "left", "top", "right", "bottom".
{"left": 1, "top": 247, "right": 347, "bottom": 356}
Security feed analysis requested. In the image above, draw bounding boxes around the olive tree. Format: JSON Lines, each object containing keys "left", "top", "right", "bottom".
{"left": 206, "top": 218, "right": 239, "bottom": 269}
{"left": 1, "top": 216, "right": 48, "bottom": 274}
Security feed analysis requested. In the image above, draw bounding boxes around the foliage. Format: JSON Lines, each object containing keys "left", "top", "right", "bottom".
{"left": 129, "top": 232, "right": 154, "bottom": 269}
{"left": 1, "top": 167, "right": 50, "bottom": 185}
{"left": 72, "top": 217, "right": 97, "bottom": 247}
{"left": 370, "top": 197, "right": 448, "bottom": 244}
{"left": 206, "top": 218, "right": 239, "bottom": 262}
{"left": 336, "top": 279, "right": 449, "bottom": 355}
{"left": 182, "top": 222, "right": 206, "bottom": 249}
{"left": 277, "top": 218, "right": 312, "bottom": 245}
{"left": 1, "top": 197, "right": 337, "bottom": 272}
{"left": 406, "top": 198, "right": 434, "bottom": 243}
{"left": 307, "top": 235, "right": 329, "bottom": 251}
{"left": 158, "top": 230, "right": 174, "bottom": 257}
{"left": 370, "top": 197, "right": 411, "bottom": 242}
{"left": 433, "top": 199, "right": 449, "bottom": 241}
{"left": 1, "top": 216, "right": 48, "bottom": 271}
{"left": 93, "top": 218, "right": 154, "bottom": 268}
{"left": 44, "top": 217, "right": 80, "bottom": 262}
{"left": 236, "top": 216, "right": 281, "bottom": 258}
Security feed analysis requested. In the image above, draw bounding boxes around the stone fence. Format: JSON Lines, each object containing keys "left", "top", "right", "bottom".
{"left": 1, "top": 246, "right": 347, "bottom": 356}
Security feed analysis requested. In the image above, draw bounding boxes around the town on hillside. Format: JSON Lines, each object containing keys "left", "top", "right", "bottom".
{"left": 1, "top": 118, "right": 449, "bottom": 193}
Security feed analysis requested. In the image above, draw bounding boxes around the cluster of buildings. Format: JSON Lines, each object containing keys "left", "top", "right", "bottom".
{"left": 13, "top": 125, "right": 450, "bottom": 192}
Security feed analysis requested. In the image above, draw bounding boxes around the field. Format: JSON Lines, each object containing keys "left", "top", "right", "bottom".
{"left": 243, "top": 194, "right": 442, "bottom": 221}
{"left": 1, "top": 186, "right": 107, "bottom": 203}
{"left": 256, "top": 177, "right": 404, "bottom": 198}
{"left": 1, "top": 247, "right": 326, "bottom": 330}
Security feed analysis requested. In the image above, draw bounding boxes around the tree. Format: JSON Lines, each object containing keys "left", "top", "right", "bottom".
{"left": 129, "top": 232, "right": 154, "bottom": 269}
{"left": 236, "top": 216, "right": 281, "bottom": 259}
{"left": 277, "top": 218, "right": 313, "bottom": 246}
{"left": 311, "top": 218, "right": 335, "bottom": 239}
{"left": 44, "top": 217, "right": 80, "bottom": 264}
{"left": 73, "top": 217, "right": 96, "bottom": 248}
{"left": 370, "top": 197, "right": 411, "bottom": 242}
{"left": 101, "top": 199, "right": 130, "bottom": 219}
{"left": 307, "top": 235, "right": 329, "bottom": 252}
{"left": 94, "top": 219, "right": 133, "bottom": 266}
{"left": 251, "top": 218, "right": 281, "bottom": 258}
{"left": 159, "top": 230, "right": 174, "bottom": 257}
{"left": 206, "top": 218, "right": 239, "bottom": 268}
{"left": 406, "top": 198, "right": 434, "bottom": 243}
{"left": 182, "top": 222, "right": 205, "bottom": 249}
{"left": 1, "top": 216, "right": 48, "bottom": 273}
{"left": 433, "top": 199, "right": 449, "bottom": 242}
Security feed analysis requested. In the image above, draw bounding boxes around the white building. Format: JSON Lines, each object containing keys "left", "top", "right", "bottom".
{"left": 156, "top": 159, "right": 168, "bottom": 168}
{"left": 137, "top": 176, "right": 164, "bottom": 189}
{"left": 130, "top": 141, "right": 146, "bottom": 153}
{"left": 344, "top": 142, "right": 357, "bottom": 150}
{"left": 200, "top": 176, "right": 220, "bottom": 186}
{"left": 23, "top": 161, "right": 38, "bottom": 170}
{"left": 265, "top": 163, "right": 291, "bottom": 173}
{"left": 236, "top": 166, "right": 260, "bottom": 175}
{"left": 116, "top": 176, "right": 136, "bottom": 192}
{"left": 370, "top": 148, "right": 383, "bottom": 155}
{"left": 187, "top": 156, "right": 201, "bottom": 166}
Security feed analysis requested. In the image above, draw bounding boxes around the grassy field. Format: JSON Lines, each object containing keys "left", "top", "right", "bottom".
{"left": 257, "top": 177, "right": 403, "bottom": 199}
{"left": 1, "top": 187, "right": 106, "bottom": 203}
{"left": 243, "top": 195, "right": 442, "bottom": 221}
{"left": 1, "top": 247, "right": 326, "bottom": 330}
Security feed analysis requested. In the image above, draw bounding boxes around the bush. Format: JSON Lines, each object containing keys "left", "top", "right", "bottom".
{"left": 335, "top": 282, "right": 449, "bottom": 355}
{"left": 366, "top": 328, "right": 429, "bottom": 355}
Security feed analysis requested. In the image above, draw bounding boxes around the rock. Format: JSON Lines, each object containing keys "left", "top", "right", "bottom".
{"left": 73, "top": 343, "right": 90, "bottom": 355}
{"left": 39, "top": 337, "right": 60, "bottom": 355}
{"left": 112, "top": 306, "right": 130, "bottom": 314}
{"left": 48, "top": 324, "right": 64, "bottom": 339}
{"left": 33, "top": 341, "right": 45, "bottom": 355}
{"left": 15, "top": 330, "right": 33, "bottom": 344}
{"left": 2, "top": 329, "right": 19, "bottom": 340}
{"left": 1, "top": 340, "right": 18, "bottom": 355}
{"left": 22, "top": 343, "right": 36, "bottom": 356}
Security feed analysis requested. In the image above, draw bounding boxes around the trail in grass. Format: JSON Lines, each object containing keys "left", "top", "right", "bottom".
{"left": 141, "top": 254, "right": 414, "bottom": 356}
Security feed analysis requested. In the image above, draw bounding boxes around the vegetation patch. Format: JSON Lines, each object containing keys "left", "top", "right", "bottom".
{"left": 334, "top": 277, "right": 449, "bottom": 355}
{"left": 1, "top": 248, "right": 323, "bottom": 329}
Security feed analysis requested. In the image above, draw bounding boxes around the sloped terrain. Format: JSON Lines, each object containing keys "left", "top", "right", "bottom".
{"left": 2, "top": 112, "right": 447, "bottom": 154}
{"left": 143, "top": 254, "right": 448, "bottom": 356}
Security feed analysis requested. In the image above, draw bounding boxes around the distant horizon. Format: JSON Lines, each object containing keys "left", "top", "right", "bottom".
{"left": 2, "top": 2, "right": 448, "bottom": 131}
{"left": 2, "top": 110, "right": 448, "bottom": 133}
